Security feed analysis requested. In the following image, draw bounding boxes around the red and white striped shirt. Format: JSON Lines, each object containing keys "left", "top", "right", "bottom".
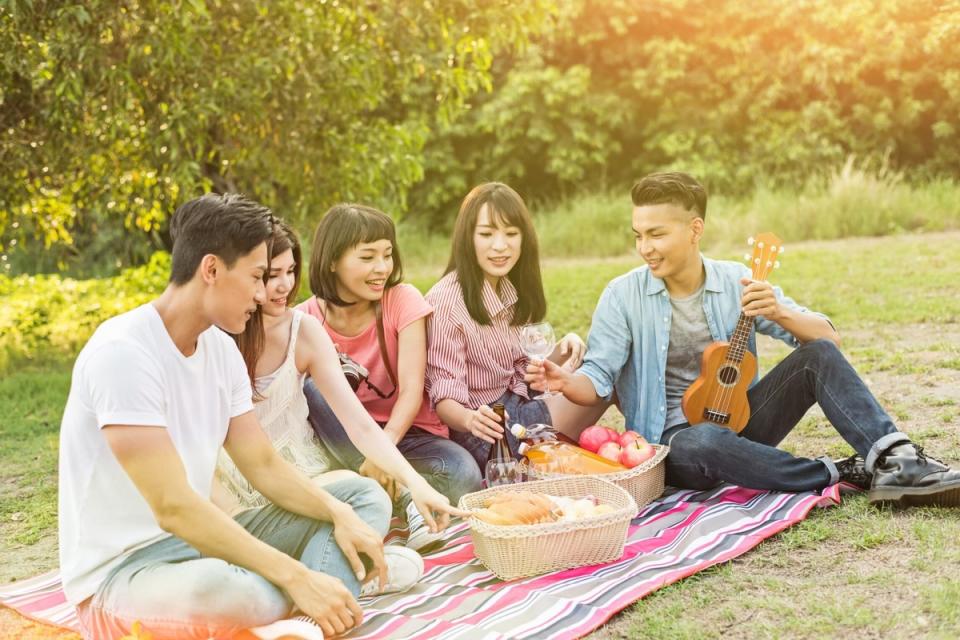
{"left": 425, "top": 272, "right": 529, "bottom": 410}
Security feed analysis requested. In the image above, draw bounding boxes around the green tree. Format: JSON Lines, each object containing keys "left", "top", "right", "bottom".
{"left": 412, "top": 0, "right": 960, "bottom": 227}
{"left": 0, "top": 0, "right": 554, "bottom": 274}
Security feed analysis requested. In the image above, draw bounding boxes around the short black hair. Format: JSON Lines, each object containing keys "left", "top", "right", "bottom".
{"left": 308, "top": 203, "right": 404, "bottom": 306}
{"left": 168, "top": 193, "right": 275, "bottom": 285}
{"left": 631, "top": 172, "right": 708, "bottom": 220}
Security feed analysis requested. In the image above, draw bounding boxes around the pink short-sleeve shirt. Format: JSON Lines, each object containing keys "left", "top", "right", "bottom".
{"left": 298, "top": 284, "right": 448, "bottom": 438}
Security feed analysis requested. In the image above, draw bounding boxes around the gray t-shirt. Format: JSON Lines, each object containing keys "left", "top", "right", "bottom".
{"left": 664, "top": 285, "right": 714, "bottom": 428}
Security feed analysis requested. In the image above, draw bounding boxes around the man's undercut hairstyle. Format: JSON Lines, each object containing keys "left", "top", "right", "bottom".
{"left": 308, "top": 203, "right": 404, "bottom": 307}
{"left": 631, "top": 172, "right": 708, "bottom": 220}
{"left": 445, "top": 182, "right": 546, "bottom": 327}
{"left": 168, "top": 193, "right": 275, "bottom": 285}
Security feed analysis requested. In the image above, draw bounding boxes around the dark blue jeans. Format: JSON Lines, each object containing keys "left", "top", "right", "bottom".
{"left": 304, "top": 379, "right": 482, "bottom": 505}
{"left": 660, "top": 339, "right": 909, "bottom": 492}
{"left": 449, "top": 389, "right": 553, "bottom": 472}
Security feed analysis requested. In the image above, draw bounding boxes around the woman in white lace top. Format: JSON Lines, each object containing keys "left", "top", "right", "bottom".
{"left": 214, "top": 219, "right": 463, "bottom": 532}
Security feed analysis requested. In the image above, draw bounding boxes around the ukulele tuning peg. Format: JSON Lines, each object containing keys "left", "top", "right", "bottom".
{"left": 778, "top": 246, "right": 785, "bottom": 253}
{"left": 743, "top": 253, "right": 752, "bottom": 261}
{"left": 757, "top": 241, "right": 765, "bottom": 249}
{"left": 754, "top": 257, "right": 761, "bottom": 265}
{"left": 770, "top": 245, "right": 777, "bottom": 252}
{"left": 747, "top": 236, "right": 755, "bottom": 246}
{"left": 774, "top": 261, "right": 781, "bottom": 269}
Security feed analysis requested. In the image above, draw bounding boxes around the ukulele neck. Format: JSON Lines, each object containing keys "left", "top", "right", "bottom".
{"left": 726, "top": 313, "right": 754, "bottom": 363}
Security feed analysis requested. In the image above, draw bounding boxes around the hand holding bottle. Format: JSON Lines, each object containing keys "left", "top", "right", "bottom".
{"left": 466, "top": 404, "right": 507, "bottom": 444}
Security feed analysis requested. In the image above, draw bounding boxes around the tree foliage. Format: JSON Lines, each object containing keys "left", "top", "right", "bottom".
{"left": 0, "top": 0, "right": 554, "bottom": 274}
{"left": 412, "top": 0, "right": 960, "bottom": 228}
{"left": 3, "top": 0, "right": 959, "bottom": 271}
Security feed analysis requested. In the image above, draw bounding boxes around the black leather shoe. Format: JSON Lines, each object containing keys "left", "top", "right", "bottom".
{"left": 868, "top": 443, "right": 960, "bottom": 507}
{"left": 835, "top": 454, "right": 871, "bottom": 490}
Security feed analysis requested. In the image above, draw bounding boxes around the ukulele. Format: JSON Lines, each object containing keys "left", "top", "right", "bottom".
{"left": 681, "top": 233, "right": 784, "bottom": 433}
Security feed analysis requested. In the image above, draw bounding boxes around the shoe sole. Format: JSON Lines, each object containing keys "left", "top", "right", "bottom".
{"left": 868, "top": 481, "right": 960, "bottom": 507}
{"left": 246, "top": 618, "right": 325, "bottom": 640}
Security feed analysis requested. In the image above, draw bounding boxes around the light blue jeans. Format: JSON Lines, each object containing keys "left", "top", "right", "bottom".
{"left": 77, "top": 475, "right": 391, "bottom": 640}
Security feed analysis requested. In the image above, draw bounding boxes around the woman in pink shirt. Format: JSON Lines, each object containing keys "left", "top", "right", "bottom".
{"left": 426, "top": 182, "right": 610, "bottom": 471}
{"left": 299, "top": 204, "right": 482, "bottom": 508}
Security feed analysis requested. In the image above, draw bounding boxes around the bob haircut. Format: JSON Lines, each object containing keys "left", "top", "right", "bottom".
{"left": 444, "top": 182, "right": 546, "bottom": 326}
{"left": 235, "top": 217, "right": 302, "bottom": 397}
{"left": 308, "top": 203, "right": 404, "bottom": 307}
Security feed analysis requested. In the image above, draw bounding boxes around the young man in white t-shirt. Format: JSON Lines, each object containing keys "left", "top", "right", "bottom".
{"left": 58, "top": 194, "right": 429, "bottom": 639}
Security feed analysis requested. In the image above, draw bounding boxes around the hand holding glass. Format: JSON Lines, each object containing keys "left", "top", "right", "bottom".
{"left": 521, "top": 322, "right": 557, "bottom": 397}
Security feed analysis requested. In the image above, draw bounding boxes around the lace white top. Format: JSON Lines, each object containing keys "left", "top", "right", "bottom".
{"left": 214, "top": 310, "right": 333, "bottom": 515}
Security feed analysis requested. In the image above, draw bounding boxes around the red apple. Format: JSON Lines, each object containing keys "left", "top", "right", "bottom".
{"left": 579, "top": 425, "right": 618, "bottom": 453}
{"left": 618, "top": 431, "right": 642, "bottom": 448}
{"left": 619, "top": 438, "right": 656, "bottom": 468}
{"left": 597, "top": 441, "right": 623, "bottom": 463}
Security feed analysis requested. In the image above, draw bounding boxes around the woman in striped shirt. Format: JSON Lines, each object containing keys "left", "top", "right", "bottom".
{"left": 426, "top": 182, "right": 610, "bottom": 470}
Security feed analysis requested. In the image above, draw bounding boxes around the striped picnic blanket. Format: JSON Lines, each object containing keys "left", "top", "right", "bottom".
{"left": 0, "top": 483, "right": 842, "bottom": 639}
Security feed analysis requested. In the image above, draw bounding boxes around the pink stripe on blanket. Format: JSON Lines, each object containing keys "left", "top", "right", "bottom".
{"left": 1, "top": 484, "right": 846, "bottom": 640}
{"left": 18, "top": 590, "right": 67, "bottom": 613}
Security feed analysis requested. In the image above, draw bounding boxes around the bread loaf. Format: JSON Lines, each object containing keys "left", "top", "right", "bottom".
{"left": 473, "top": 490, "right": 559, "bottom": 525}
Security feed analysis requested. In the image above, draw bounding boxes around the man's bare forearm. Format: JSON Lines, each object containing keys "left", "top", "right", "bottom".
{"left": 241, "top": 450, "right": 352, "bottom": 522}
{"left": 559, "top": 372, "right": 606, "bottom": 406}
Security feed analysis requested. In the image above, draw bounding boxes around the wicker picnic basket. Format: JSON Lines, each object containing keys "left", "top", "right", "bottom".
{"left": 527, "top": 444, "right": 670, "bottom": 512}
{"left": 458, "top": 475, "right": 637, "bottom": 581}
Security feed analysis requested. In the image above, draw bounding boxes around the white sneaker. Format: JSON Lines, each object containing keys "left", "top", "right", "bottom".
{"left": 248, "top": 615, "right": 324, "bottom": 640}
{"left": 403, "top": 500, "right": 446, "bottom": 553}
{"left": 359, "top": 545, "right": 424, "bottom": 597}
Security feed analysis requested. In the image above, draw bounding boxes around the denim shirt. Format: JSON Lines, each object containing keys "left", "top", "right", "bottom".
{"left": 577, "top": 256, "right": 831, "bottom": 444}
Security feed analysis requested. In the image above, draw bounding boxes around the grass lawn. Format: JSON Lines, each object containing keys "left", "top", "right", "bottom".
{"left": 2, "top": 231, "right": 960, "bottom": 638}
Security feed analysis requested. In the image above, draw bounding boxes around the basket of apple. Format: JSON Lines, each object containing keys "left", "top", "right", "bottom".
{"left": 528, "top": 426, "right": 668, "bottom": 511}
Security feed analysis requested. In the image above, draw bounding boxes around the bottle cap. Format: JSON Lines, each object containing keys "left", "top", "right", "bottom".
{"left": 509, "top": 423, "right": 526, "bottom": 438}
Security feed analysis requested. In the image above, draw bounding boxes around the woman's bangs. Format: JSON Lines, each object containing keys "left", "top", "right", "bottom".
{"left": 355, "top": 211, "right": 395, "bottom": 245}
{"left": 485, "top": 203, "right": 522, "bottom": 231}
{"left": 488, "top": 189, "right": 529, "bottom": 231}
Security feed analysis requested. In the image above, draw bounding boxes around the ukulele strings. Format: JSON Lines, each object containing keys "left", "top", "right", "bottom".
{"left": 709, "top": 244, "right": 774, "bottom": 420}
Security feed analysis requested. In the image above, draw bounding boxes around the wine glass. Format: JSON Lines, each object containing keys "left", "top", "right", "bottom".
{"left": 520, "top": 322, "right": 557, "bottom": 397}
{"left": 484, "top": 459, "right": 526, "bottom": 487}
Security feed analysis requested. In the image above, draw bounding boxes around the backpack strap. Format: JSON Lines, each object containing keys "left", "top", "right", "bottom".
{"left": 375, "top": 301, "right": 398, "bottom": 388}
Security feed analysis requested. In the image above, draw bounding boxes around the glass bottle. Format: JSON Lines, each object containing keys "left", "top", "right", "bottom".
{"left": 484, "top": 403, "right": 520, "bottom": 486}
{"left": 510, "top": 423, "right": 559, "bottom": 446}
{"left": 511, "top": 423, "right": 626, "bottom": 475}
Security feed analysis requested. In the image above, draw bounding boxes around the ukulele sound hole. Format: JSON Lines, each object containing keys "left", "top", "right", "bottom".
{"left": 717, "top": 365, "right": 740, "bottom": 386}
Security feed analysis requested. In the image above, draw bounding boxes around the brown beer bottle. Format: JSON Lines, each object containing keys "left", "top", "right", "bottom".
{"left": 485, "top": 403, "right": 515, "bottom": 466}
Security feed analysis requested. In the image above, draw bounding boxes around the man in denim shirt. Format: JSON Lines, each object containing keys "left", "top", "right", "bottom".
{"left": 530, "top": 172, "right": 960, "bottom": 507}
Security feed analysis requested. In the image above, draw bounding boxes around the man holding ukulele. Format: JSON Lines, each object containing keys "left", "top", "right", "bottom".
{"left": 529, "top": 171, "right": 960, "bottom": 506}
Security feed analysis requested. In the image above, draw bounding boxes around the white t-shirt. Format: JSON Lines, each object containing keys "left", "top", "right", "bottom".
{"left": 58, "top": 303, "right": 253, "bottom": 604}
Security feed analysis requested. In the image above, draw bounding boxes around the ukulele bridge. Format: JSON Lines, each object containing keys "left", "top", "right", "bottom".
{"left": 703, "top": 409, "right": 731, "bottom": 425}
